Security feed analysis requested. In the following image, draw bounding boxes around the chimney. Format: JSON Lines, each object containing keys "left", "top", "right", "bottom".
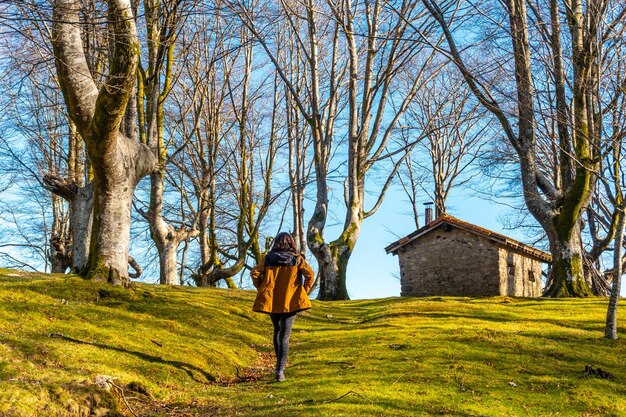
{"left": 424, "top": 202, "right": 434, "bottom": 224}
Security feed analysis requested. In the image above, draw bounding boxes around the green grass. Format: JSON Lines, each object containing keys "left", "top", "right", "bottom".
{"left": 0, "top": 268, "right": 625, "bottom": 417}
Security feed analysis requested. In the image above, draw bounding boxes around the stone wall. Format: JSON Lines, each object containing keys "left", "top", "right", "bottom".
{"left": 497, "top": 248, "right": 543, "bottom": 297}
{"left": 397, "top": 226, "right": 501, "bottom": 297}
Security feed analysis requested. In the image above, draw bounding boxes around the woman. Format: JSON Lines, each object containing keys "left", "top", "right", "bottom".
{"left": 251, "top": 232, "right": 315, "bottom": 382}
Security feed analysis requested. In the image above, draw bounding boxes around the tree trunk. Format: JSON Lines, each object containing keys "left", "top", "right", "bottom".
{"left": 49, "top": 236, "right": 72, "bottom": 273}
{"left": 82, "top": 138, "right": 154, "bottom": 284}
{"left": 148, "top": 170, "right": 190, "bottom": 285}
{"left": 84, "top": 175, "right": 134, "bottom": 285}
{"left": 308, "top": 197, "right": 359, "bottom": 300}
{"left": 434, "top": 184, "right": 446, "bottom": 218}
{"left": 123, "top": 81, "right": 138, "bottom": 142}
{"left": 42, "top": 175, "right": 93, "bottom": 273}
{"left": 157, "top": 237, "right": 179, "bottom": 285}
{"left": 70, "top": 183, "right": 93, "bottom": 272}
{"left": 50, "top": 257, "right": 69, "bottom": 273}
{"left": 544, "top": 223, "right": 592, "bottom": 297}
{"left": 314, "top": 241, "right": 351, "bottom": 300}
{"left": 605, "top": 212, "right": 625, "bottom": 339}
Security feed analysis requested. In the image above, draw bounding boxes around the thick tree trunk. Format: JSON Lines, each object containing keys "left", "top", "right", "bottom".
{"left": 84, "top": 179, "right": 134, "bottom": 284}
{"left": 43, "top": 175, "right": 93, "bottom": 273}
{"left": 157, "top": 238, "right": 179, "bottom": 285}
{"left": 314, "top": 242, "right": 350, "bottom": 300}
{"left": 605, "top": 212, "right": 625, "bottom": 339}
{"left": 544, "top": 223, "right": 592, "bottom": 297}
{"left": 82, "top": 138, "right": 155, "bottom": 284}
{"left": 82, "top": 138, "right": 155, "bottom": 285}
{"left": 49, "top": 236, "right": 72, "bottom": 273}
{"left": 308, "top": 197, "right": 359, "bottom": 300}
{"left": 50, "top": 258, "right": 69, "bottom": 273}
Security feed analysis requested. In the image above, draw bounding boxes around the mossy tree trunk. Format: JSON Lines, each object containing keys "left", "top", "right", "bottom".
{"left": 544, "top": 222, "right": 592, "bottom": 297}
{"left": 308, "top": 213, "right": 357, "bottom": 301}
{"left": 52, "top": 0, "right": 157, "bottom": 285}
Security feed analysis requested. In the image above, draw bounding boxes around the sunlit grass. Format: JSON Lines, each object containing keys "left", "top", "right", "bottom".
{"left": 0, "top": 269, "right": 624, "bottom": 416}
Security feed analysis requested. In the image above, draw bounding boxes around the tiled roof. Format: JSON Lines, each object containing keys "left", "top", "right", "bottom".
{"left": 384, "top": 214, "right": 552, "bottom": 263}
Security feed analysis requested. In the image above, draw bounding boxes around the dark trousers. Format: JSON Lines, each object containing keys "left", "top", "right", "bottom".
{"left": 270, "top": 312, "right": 297, "bottom": 374}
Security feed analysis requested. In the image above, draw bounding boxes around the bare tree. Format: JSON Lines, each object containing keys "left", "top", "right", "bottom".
{"left": 52, "top": 0, "right": 157, "bottom": 284}
{"left": 599, "top": 42, "right": 626, "bottom": 335}
{"left": 134, "top": 0, "right": 200, "bottom": 285}
{"left": 169, "top": 6, "right": 280, "bottom": 287}
{"left": 278, "top": 15, "right": 314, "bottom": 256}
{"left": 604, "top": 147, "right": 625, "bottom": 339}
{"left": 0, "top": 2, "right": 94, "bottom": 273}
{"left": 401, "top": 66, "right": 490, "bottom": 220}
{"left": 235, "top": 0, "right": 438, "bottom": 300}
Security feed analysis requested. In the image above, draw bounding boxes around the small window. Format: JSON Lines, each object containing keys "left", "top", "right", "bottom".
{"left": 528, "top": 271, "right": 536, "bottom": 282}
{"left": 507, "top": 265, "right": 515, "bottom": 276}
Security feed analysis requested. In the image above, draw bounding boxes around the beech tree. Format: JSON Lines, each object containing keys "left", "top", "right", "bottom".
{"left": 135, "top": 0, "right": 201, "bottom": 285}
{"left": 52, "top": 0, "right": 157, "bottom": 284}
{"left": 235, "top": 0, "right": 438, "bottom": 300}
{"left": 275, "top": 14, "right": 314, "bottom": 258}
{"left": 168, "top": 7, "right": 280, "bottom": 287}
{"left": 0, "top": 2, "right": 96, "bottom": 273}
{"left": 598, "top": 31, "right": 626, "bottom": 336}
{"left": 423, "top": 0, "right": 626, "bottom": 296}
{"left": 603, "top": 141, "right": 625, "bottom": 339}
{"left": 400, "top": 67, "right": 489, "bottom": 221}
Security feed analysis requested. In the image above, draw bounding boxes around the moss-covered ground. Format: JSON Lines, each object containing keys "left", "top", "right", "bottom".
{"left": 0, "top": 269, "right": 625, "bottom": 416}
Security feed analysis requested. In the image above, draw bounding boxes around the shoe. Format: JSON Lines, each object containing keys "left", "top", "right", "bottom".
{"left": 275, "top": 372, "right": 286, "bottom": 382}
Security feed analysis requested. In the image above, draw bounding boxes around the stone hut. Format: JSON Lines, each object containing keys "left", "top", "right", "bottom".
{"left": 385, "top": 215, "right": 551, "bottom": 297}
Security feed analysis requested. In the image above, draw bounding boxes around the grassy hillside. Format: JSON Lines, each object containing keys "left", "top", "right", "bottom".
{"left": 0, "top": 269, "right": 625, "bottom": 417}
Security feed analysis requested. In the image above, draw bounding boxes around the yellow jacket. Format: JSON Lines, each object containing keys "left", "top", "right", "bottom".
{"left": 251, "top": 251, "right": 315, "bottom": 313}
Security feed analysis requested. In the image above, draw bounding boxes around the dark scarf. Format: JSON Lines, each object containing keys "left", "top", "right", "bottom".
{"left": 265, "top": 251, "right": 298, "bottom": 267}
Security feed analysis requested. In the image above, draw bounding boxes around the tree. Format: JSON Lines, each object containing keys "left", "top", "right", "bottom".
{"left": 600, "top": 43, "right": 626, "bottom": 336}
{"left": 236, "top": 0, "right": 438, "bottom": 300}
{"left": 169, "top": 6, "right": 280, "bottom": 287}
{"left": 0, "top": 2, "right": 94, "bottom": 274}
{"left": 135, "top": 0, "right": 200, "bottom": 285}
{"left": 52, "top": 0, "right": 157, "bottom": 284}
{"left": 423, "top": 0, "right": 626, "bottom": 296}
{"left": 604, "top": 144, "right": 625, "bottom": 339}
{"left": 400, "top": 66, "right": 490, "bottom": 221}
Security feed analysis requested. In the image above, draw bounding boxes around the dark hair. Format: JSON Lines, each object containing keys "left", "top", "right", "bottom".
{"left": 270, "top": 232, "right": 297, "bottom": 253}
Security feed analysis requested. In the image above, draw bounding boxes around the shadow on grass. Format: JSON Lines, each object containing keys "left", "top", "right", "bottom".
{"left": 219, "top": 392, "right": 488, "bottom": 417}
{"left": 339, "top": 310, "right": 612, "bottom": 335}
{"left": 49, "top": 333, "right": 216, "bottom": 383}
